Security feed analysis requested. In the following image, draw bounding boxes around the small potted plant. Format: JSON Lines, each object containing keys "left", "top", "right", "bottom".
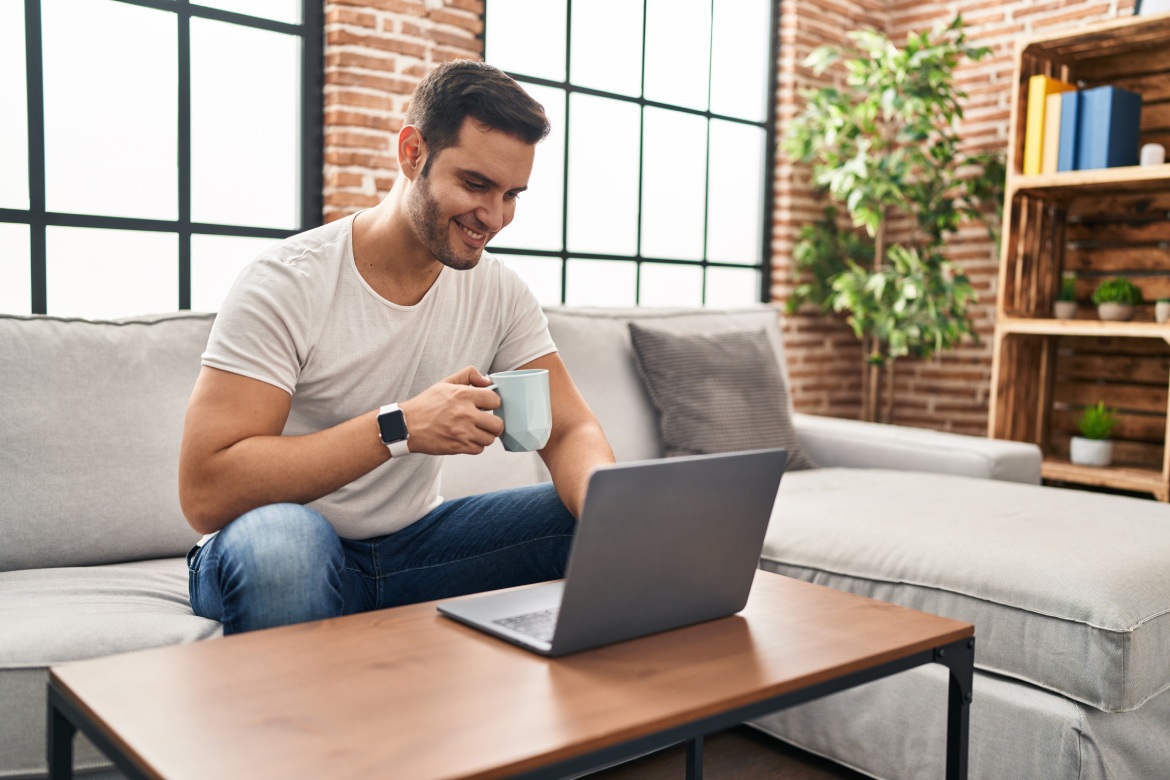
{"left": 1092, "top": 278, "right": 1142, "bottom": 321}
{"left": 1054, "top": 272, "right": 1077, "bottom": 319}
{"left": 1157, "top": 297, "right": 1170, "bottom": 324}
{"left": 1070, "top": 401, "right": 1117, "bottom": 467}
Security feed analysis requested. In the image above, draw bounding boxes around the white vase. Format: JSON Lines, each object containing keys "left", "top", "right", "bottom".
{"left": 1097, "top": 303, "right": 1135, "bottom": 322}
{"left": 1156, "top": 301, "right": 1170, "bottom": 323}
{"left": 1053, "top": 301, "right": 1077, "bottom": 319}
{"left": 1070, "top": 436, "right": 1113, "bottom": 467}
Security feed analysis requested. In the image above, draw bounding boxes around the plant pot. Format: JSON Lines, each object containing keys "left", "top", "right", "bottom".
{"left": 1053, "top": 301, "right": 1078, "bottom": 319}
{"left": 1157, "top": 301, "right": 1170, "bottom": 323}
{"left": 1097, "top": 303, "right": 1135, "bottom": 322}
{"left": 1070, "top": 436, "right": 1113, "bottom": 467}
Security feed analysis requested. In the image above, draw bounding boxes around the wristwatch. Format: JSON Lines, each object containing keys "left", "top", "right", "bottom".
{"left": 377, "top": 403, "right": 410, "bottom": 458}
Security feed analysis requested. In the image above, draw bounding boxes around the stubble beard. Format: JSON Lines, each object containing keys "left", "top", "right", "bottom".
{"left": 408, "top": 173, "right": 484, "bottom": 272}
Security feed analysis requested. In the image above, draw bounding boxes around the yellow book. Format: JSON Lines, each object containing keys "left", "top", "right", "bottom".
{"left": 1024, "top": 75, "right": 1075, "bottom": 175}
{"left": 1041, "top": 92, "right": 1064, "bottom": 174}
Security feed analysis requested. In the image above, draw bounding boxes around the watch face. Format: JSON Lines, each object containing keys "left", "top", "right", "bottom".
{"left": 379, "top": 410, "right": 408, "bottom": 443}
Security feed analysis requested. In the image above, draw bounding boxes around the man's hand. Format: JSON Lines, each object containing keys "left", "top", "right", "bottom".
{"left": 398, "top": 367, "right": 505, "bottom": 455}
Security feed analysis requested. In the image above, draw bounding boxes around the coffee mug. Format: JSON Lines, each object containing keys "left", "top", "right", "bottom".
{"left": 487, "top": 369, "right": 552, "bottom": 452}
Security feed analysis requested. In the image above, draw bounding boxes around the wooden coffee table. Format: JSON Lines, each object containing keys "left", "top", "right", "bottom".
{"left": 48, "top": 570, "right": 974, "bottom": 780}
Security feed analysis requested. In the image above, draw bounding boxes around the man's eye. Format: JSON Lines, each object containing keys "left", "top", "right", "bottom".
{"left": 465, "top": 181, "right": 486, "bottom": 191}
{"left": 505, "top": 191, "right": 521, "bottom": 201}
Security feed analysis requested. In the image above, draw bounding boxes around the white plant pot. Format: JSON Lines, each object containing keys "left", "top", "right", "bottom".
{"left": 1053, "top": 301, "right": 1078, "bottom": 319}
{"left": 1070, "top": 436, "right": 1113, "bottom": 467}
{"left": 1156, "top": 301, "right": 1170, "bottom": 323}
{"left": 1097, "top": 303, "right": 1135, "bottom": 321}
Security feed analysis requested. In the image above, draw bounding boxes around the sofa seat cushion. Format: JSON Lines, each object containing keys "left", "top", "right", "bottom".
{"left": 0, "top": 558, "right": 221, "bottom": 778}
{"left": 761, "top": 468, "right": 1170, "bottom": 713}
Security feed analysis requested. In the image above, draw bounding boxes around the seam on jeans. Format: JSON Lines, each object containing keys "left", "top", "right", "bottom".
{"left": 376, "top": 534, "right": 574, "bottom": 580}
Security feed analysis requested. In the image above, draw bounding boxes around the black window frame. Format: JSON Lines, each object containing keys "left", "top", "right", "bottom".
{"left": 1, "top": 0, "right": 324, "bottom": 315}
{"left": 482, "top": 0, "right": 779, "bottom": 306}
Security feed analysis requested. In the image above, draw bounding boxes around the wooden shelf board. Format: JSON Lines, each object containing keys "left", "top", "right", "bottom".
{"left": 1020, "top": 13, "right": 1170, "bottom": 60}
{"left": 1008, "top": 165, "right": 1170, "bottom": 197}
{"left": 996, "top": 317, "right": 1170, "bottom": 340}
{"left": 1042, "top": 457, "right": 1166, "bottom": 496}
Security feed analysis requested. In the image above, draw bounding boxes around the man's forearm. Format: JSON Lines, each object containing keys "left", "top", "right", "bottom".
{"left": 541, "top": 421, "right": 615, "bottom": 518}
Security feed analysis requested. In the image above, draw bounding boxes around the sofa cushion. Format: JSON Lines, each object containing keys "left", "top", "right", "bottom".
{"left": 543, "top": 306, "right": 796, "bottom": 464}
{"left": 627, "top": 323, "right": 815, "bottom": 468}
{"left": 762, "top": 468, "right": 1170, "bottom": 712}
{"left": 0, "top": 557, "right": 221, "bottom": 778}
{"left": 0, "top": 313, "right": 212, "bottom": 572}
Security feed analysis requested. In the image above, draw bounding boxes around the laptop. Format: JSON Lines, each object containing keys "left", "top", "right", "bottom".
{"left": 437, "top": 448, "right": 788, "bottom": 656}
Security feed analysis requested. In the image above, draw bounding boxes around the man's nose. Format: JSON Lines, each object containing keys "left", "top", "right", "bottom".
{"left": 476, "top": 197, "right": 506, "bottom": 233}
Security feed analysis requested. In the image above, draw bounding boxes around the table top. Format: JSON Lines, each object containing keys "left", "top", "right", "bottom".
{"left": 51, "top": 570, "right": 972, "bottom": 780}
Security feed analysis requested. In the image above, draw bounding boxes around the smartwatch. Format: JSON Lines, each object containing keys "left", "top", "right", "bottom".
{"left": 378, "top": 403, "right": 410, "bottom": 458}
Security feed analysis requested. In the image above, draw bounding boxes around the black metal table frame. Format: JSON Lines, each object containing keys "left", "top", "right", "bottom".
{"left": 48, "top": 636, "right": 975, "bottom": 780}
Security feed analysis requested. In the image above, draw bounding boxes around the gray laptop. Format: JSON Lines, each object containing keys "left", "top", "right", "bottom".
{"left": 437, "top": 448, "right": 788, "bottom": 656}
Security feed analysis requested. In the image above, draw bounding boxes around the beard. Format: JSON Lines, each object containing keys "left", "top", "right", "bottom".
{"left": 407, "top": 172, "right": 489, "bottom": 271}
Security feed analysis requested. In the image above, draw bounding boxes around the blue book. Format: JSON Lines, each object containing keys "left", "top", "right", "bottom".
{"left": 1076, "top": 86, "right": 1143, "bottom": 170}
{"left": 1057, "top": 90, "right": 1080, "bottom": 172}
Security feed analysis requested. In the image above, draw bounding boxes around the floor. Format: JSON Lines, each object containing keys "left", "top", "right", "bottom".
{"left": 582, "top": 725, "right": 869, "bottom": 780}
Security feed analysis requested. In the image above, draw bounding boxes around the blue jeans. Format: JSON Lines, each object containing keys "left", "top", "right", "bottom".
{"left": 187, "top": 483, "right": 576, "bottom": 635}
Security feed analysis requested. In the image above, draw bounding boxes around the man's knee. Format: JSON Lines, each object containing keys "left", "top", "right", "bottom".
{"left": 217, "top": 503, "right": 339, "bottom": 570}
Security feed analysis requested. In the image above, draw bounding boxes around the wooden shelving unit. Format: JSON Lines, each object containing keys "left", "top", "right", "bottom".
{"left": 989, "top": 13, "right": 1170, "bottom": 502}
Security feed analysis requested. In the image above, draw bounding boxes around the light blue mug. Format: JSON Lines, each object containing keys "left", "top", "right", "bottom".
{"left": 487, "top": 369, "right": 552, "bottom": 452}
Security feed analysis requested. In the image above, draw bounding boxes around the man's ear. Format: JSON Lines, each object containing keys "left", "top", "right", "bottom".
{"left": 398, "top": 125, "right": 427, "bottom": 181}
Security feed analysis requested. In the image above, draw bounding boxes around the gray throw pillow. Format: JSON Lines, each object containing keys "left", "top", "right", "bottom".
{"left": 628, "top": 322, "right": 816, "bottom": 469}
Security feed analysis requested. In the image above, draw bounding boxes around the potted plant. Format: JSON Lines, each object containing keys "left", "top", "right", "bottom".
{"left": 1157, "top": 297, "right": 1170, "bottom": 324}
{"left": 1070, "top": 401, "right": 1117, "bottom": 467}
{"left": 1054, "top": 273, "right": 1077, "bottom": 319}
{"left": 1092, "top": 278, "right": 1142, "bottom": 321}
{"left": 783, "top": 16, "right": 1004, "bottom": 423}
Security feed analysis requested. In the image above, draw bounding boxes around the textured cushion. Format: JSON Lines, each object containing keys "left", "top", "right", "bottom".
{"left": 762, "top": 468, "right": 1170, "bottom": 712}
{"left": 0, "top": 313, "right": 212, "bottom": 571}
{"left": 0, "top": 558, "right": 221, "bottom": 778}
{"left": 627, "top": 323, "right": 814, "bottom": 468}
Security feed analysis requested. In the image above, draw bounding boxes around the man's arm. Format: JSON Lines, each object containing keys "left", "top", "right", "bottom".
{"left": 178, "top": 365, "right": 504, "bottom": 534}
{"left": 523, "top": 352, "right": 616, "bottom": 518}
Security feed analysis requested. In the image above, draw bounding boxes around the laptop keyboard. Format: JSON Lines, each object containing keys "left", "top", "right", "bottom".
{"left": 495, "top": 607, "right": 559, "bottom": 642}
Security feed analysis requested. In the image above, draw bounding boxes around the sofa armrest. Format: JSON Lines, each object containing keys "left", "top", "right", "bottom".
{"left": 793, "top": 413, "right": 1042, "bottom": 484}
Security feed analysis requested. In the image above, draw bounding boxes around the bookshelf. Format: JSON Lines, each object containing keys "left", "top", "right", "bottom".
{"left": 989, "top": 13, "right": 1170, "bottom": 502}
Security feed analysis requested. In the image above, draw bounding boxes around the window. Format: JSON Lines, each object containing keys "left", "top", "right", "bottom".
{"left": 0, "top": 0, "right": 323, "bottom": 318}
{"left": 484, "top": 0, "right": 777, "bottom": 307}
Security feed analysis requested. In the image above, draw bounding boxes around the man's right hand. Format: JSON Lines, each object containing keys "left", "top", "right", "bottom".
{"left": 398, "top": 366, "right": 505, "bottom": 455}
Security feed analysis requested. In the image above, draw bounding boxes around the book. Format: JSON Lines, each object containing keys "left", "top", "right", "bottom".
{"left": 1041, "top": 92, "right": 1064, "bottom": 174}
{"left": 1076, "top": 85, "right": 1143, "bottom": 170}
{"left": 1023, "top": 75, "right": 1075, "bottom": 175}
{"left": 1057, "top": 90, "right": 1081, "bottom": 172}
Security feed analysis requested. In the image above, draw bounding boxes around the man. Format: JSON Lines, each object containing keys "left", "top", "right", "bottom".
{"left": 179, "top": 60, "right": 615, "bottom": 635}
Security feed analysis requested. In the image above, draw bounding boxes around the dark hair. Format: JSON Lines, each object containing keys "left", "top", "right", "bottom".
{"left": 405, "top": 60, "right": 550, "bottom": 174}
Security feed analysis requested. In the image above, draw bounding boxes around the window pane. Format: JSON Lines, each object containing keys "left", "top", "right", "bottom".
{"left": 641, "top": 108, "right": 706, "bottom": 261}
{"left": 570, "top": 0, "right": 643, "bottom": 97}
{"left": 710, "top": 0, "right": 770, "bottom": 122}
{"left": 706, "top": 120, "right": 764, "bottom": 265}
{"left": 639, "top": 262, "right": 702, "bottom": 307}
{"left": 644, "top": 0, "right": 710, "bottom": 111}
{"left": 492, "top": 86, "right": 564, "bottom": 252}
{"left": 565, "top": 259, "right": 635, "bottom": 307}
{"left": 43, "top": 0, "right": 176, "bottom": 220}
{"left": 485, "top": 0, "right": 566, "bottom": 82}
{"left": 192, "top": 234, "right": 276, "bottom": 312}
{"left": 197, "top": 0, "right": 300, "bottom": 24}
{"left": 192, "top": 20, "right": 299, "bottom": 230}
{"left": 0, "top": 223, "right": 31, "bottom": 315}
{"left": 705, "top": 266, "right": 761, "bottom": 307}
{"left": 495, "top": 252, "right": 563, "bottom": 307}
{"left": 567, "top": 95, "right": 640, "bottom": 255}
{"left": 0, "top": 1, "right": 28, "bottom": 210}
{"left": 46, "top": 227, "right": 176, "bottom": 319}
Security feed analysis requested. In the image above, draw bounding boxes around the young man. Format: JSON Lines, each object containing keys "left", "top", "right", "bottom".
{"left": 179, "top": 60, "right": 615, "bottom": 635}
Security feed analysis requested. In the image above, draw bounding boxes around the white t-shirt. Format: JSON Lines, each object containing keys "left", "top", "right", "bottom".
{"left": 201, "top": 214, "right": 556, "bottom": 539}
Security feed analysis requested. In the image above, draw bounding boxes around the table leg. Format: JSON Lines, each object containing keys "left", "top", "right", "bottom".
{"left": 685, "top": 735, "right": 703, "bottom": 780}
{"left": 936, "top": 638, "right": 975, "bottom": 780}
{"left": 47, "top": 688, "right": 75, "bottom": 780}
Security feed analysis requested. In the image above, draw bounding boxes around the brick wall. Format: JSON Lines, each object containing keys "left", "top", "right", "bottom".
{"left": 321, "top": 0, "right": 1138, "bottom": 436}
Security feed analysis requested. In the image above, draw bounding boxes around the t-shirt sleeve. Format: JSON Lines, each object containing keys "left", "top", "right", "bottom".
{"left": 201, "top": 256, "right": 314, "bottom": 395}
{"left": 489, "top": 261, "right": 557, "bottom": 373}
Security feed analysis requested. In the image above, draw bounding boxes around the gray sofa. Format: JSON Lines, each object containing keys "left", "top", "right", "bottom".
{"left": 3, "top": 306, "right": 1170, "bottom": 780}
